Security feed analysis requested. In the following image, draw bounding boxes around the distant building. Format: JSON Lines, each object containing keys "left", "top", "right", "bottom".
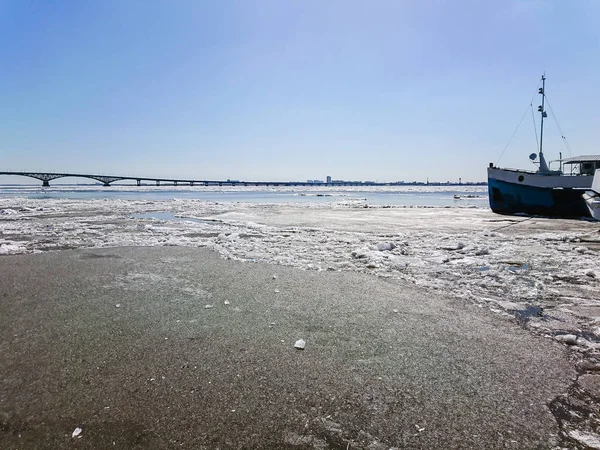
{"left": 326, "top": 176, "right": 331, "bottom": 184}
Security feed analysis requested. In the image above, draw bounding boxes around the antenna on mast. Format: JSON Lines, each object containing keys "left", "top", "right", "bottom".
{"left": 537, "top": 74, "right": 550, "bottom": 172}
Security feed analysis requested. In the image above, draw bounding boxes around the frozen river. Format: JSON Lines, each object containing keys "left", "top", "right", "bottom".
{"left": 1, "top": 185, "right": 599, "bottom": 353}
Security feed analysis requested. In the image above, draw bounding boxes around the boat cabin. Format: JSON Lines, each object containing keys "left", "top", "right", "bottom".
{"left": 561, "top": 155, "right": 600, "bottom": 176}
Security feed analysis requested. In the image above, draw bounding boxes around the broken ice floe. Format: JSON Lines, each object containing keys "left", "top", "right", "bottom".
{"left": 555, "top": 334, "right": 578, "bottom": 345}
{"left": 1, "top": 194, "right": 599, "bottom": 350}
{"left": 374, "top": 242, "right": 395, "bottom": 251}
{"left": 567, "top": 430, "right": 600, "bottom": 449}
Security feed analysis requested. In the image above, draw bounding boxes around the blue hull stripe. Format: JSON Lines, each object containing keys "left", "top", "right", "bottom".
{"left": 488, "top": 178, "right": 590, "bottom": 218}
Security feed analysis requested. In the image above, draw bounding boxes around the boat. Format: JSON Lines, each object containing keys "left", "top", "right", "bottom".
{"left": 583, "top": 169, "right": 600, "bottom": 220}
{"left": 487, "top": 75, "right": 600, "bottom": 219}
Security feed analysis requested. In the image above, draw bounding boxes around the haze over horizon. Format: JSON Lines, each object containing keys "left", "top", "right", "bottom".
{"left": 2, "top": 0, "right": 599, "bottom": 184}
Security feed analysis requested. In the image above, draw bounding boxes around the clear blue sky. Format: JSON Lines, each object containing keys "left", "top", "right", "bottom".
{"left": 1, "top": 0, "right": 599, "bottom": 183}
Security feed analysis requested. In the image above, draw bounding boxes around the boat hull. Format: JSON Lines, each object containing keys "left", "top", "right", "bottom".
{"left": 487, "top": 168, "right": 592, "bottom": 219}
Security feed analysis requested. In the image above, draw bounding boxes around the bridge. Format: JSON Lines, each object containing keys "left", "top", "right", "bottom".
{"left": 0, "top": 171, "right": 380, "bottom": 187}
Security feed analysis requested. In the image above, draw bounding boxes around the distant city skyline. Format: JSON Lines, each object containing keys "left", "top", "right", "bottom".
{"left": 0, "top": 169, "right": 481, "bottom": 186}
{"left": 2, "top": 1, "right": 599, "bottom": 184}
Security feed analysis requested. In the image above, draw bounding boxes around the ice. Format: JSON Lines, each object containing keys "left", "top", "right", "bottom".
{"left": 555, "top": 334, "right": 578, "bottom": 345}
{"left": 294, "top": 339, "right": 306, "bottom": 350}
{"left": 72, "top": 427, "right": 82, "bottom": 438}
{"left": 1, "top": 192, "right": 599, "bottom": 349}
{"left": 0, "top": 240, "right": 26, "bottom": 254}
{"left": 568, "top": 430, "right": 600, "bottom": 449}
{"left": 374, "top": 242, "right": 395, "bottom": 251}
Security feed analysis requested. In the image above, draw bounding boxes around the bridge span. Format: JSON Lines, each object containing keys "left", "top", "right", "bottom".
{"left": 0, "top": 171, "right": 380, "bottom": 187}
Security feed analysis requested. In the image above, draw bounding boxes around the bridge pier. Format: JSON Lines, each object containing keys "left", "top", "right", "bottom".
{"left": 103, "top": 182, "right": 111, "bottom": 187}
{"left": 137, "top": 180, "right": 141, "bottom": 187}
{"left": 156, "top": 181, "right": 160, "bottom": 186}
{"left": 42, "top": 180, "right": 50, "bottom": 187}
{"left": 174, "top": 181, "right": 178, "bottom": 186}
{"left": 190, "top": 182, "right": 194, "bottom": 186}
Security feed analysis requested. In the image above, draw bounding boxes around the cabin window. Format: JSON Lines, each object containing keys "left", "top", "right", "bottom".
{"left": 581, "top": 162, "right": 595, "bottom": 175}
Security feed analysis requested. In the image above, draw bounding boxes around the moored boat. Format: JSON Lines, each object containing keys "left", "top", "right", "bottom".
{"left": 487, "top": 75, "right": 600, "bottom": 219}
{"left": 583, "top": 169, "right": 600, "bottom": 220}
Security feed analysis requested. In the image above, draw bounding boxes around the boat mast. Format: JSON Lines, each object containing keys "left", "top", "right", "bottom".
{"left": 537, "top": 75, "right": 550, "bottom": 172}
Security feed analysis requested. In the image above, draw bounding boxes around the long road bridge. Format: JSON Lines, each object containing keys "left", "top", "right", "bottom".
{"left": 0, "top": 171, "right": 393, "bottom": 187}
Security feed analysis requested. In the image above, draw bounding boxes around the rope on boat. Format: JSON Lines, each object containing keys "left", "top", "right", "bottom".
{"left": 496, "top": 103, "right": 532, "bottom": 165}
{"left": 496, "top": 88, "right": 540, "bottom": 165}
{"left": 530, "top": 103, "right": 539, "bottom": 153}
{"left": 491, "top": 216, "right": 534, "bottom": 232}
{"left": 544, "top": 95, "right": 573, "bottom": 157}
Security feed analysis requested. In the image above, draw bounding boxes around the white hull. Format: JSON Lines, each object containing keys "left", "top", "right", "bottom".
{"left": 488, "top": 167, "right": 593, "bottom": 190}
{"left": 583, "top": 169, "right": 600, "bottom": 220}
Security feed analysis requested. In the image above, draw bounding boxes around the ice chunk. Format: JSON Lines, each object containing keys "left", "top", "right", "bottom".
{"left": 351, "top": 247, "right": 370, "bottom": 259}
{"left": 204, "top": 304, "right": 214, "bottom": 309}
{"left": 294, "top": 339, "right": 306, "bottom": 350}
{"left": 375, "top": 242, "right": 395, "bottom": 251}
{"left": 224, "top": 300, "right": 230, "bottom": 305}
{"left": 567, "top": 430, "right": 600, "bottom": 449}
{"left": 72, "top": 427, "right": 82, "bottom": 438}
{"left": 555, "top": 334, "right": 578, "bottom": 345}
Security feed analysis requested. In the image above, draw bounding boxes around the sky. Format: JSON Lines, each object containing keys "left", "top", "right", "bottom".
{"left": 1, "top": 0, "right": 599, "bottom": 184}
